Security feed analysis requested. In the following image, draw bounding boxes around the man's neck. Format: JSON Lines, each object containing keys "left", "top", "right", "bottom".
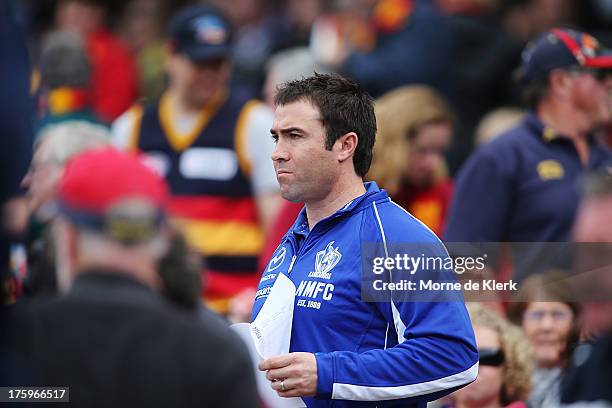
{"left": 167, "top": 89, "right": 207, "bottom": 115}
{"left": 77, "top": 257, "right": 160, "bottom": 290}
{"left": 305, "top": 176, "right": 366, "bottom": 230}
{"left": 537, "top": 102, "right": 591, "bottom": 165}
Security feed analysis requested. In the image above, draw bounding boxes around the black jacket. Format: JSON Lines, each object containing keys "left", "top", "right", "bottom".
{"left": 9, "top": 271, "right": 258, "bottom": 408}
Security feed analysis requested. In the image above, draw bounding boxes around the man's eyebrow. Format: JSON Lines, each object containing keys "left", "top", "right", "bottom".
{"left": 270, "top": 127, "right": 304, "bottom": 135}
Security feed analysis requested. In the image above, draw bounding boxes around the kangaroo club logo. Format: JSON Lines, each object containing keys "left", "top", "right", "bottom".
{"left": 267, "top": 246, "right": 287, "bottom": 272}
{"left": 315, "top": 241, "right": 342, "bottom": 275}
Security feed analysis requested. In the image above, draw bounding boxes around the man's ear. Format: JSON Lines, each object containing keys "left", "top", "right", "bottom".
{"left": 335, "top": 132, "right": 359, "bottom": 164}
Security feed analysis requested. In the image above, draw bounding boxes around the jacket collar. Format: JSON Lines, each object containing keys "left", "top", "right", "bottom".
{"left": 525, "top": 110, "right": 598, "bottom": 145}
{"left": 288, "top": 182, "right": 389, "bottom": 237}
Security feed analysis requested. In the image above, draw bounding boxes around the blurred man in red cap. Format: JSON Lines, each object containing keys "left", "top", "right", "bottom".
{"left": 9, "top": 148, "right": 257, "bottom": 407}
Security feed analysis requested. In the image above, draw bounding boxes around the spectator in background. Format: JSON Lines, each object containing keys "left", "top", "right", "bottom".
{"left": 445, "top": 28, "right": 612, "bottom": 282}
{"left": 314, "top": 0, "right": 453, "bottom": 98}
{"left": 507, "top": 271, "right": 581, "bottom": 407}
{"left": 570, "top": 170, "right": 612, "bottom": 339}
{"left": 474, "top": 107, "right": 525, "bottom": 147}
{"left": 21, "top": 123, "right": 212, "bottom": 313}
{"left": 438, "top": 0, "right": 523, "bottom": 174}
{"left": 368, "top": 85, "right": 454, "bottom": 236}
{"left": 211, "top": 0, "right": 327, "bottom": 95}
{"left": 275, "top": 0, "right": 326, "bottom": 51}
{"left": 10, "top": 148, "right": 258, "bottom": 407}
{"left": 561, "top": 170, "right": 612, "bottom": 406}
{"left": 119, "top": 0, "right": 167, "bottom": 101}
{"left": 447, "top": 303, "right": 532, "bottom": 408}
{"left": 112, "top": 4, "right": 281, "bottom": 315}
{"left": 37, "top": 30, "right": 104, "bottom": 131}
{"left": 501, "top": 0, "right": 576, "bottom": 44}
{"left": 209, "top": 0, "right": 282, "bottom": 96}
{"left": 21, "top": 121, "right": 110, "bottom": 295}
{"left": 55, "top": 0, "right": 139, "bottom": 122}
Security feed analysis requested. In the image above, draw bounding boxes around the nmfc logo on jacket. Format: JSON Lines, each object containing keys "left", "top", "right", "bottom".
{"left": 309, "top": 241, "right": 342, "bottom": 280}
{"left": 296, "top": 242, "right": 341, "bottom": 309}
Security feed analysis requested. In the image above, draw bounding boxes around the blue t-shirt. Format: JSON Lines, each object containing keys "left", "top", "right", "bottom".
{"left": 446, "top": 112, "right": 612, "bottom": 243}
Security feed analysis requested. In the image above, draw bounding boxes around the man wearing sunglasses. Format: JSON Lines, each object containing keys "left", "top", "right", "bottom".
{"left": 445, "top": 28, "right": 612, "bottom": 283}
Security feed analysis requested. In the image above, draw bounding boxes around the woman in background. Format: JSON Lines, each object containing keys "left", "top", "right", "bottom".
{"left": 507, "top": 271, "right": 581, "bottom": 408}
{"left": 449, "top": 303, "right": 532, "bottom": 408}
{"left": 368, "top": 85, "right": 454, "bottom": 236}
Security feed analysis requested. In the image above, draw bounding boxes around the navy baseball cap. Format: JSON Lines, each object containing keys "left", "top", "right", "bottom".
{"left": 168, "top": 4, "right": 232, "bottom": 63}
{"left": 520, "top": 28, "right": 612, "bottom": 83}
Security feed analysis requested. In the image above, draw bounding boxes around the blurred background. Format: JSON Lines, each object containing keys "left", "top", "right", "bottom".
{"left": 1, "top": 0, "right": 611, "bottom": 406}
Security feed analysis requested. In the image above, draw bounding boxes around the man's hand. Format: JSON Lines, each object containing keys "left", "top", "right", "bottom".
{"left": 259, "top": 352, "right": 318, "bottom": 398}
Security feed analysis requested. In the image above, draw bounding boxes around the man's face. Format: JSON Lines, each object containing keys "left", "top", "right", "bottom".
{"left": 574, "top": 195, "right": 612, "bottom": 242}
{"left": 271, "top": 100, "right": 338, "bottom": 203}
{"left": 55, "top": 1, "right": 104, "bottom": 37}
{"left": 21, "top": 140, "right": 62, "bottom": 217}
{"left": 567, "top": 69, "right": 612, "bottom": 127}
{"left": 404, "top": 122, "right": 452, "bottom": 188}
{"left": 165, "top": 53, "right": 229, "bottom": 108}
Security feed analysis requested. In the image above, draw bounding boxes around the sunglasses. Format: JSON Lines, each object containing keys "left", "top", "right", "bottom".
{"left": 478, "top": 348, "right": 505, "bottom": 367}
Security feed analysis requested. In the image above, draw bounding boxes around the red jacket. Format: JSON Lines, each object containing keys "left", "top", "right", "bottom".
{"left": 87, "top": 29, "right": 138, "bottom": 122}
{"left": 393, "top": 178, "right": 453, "bottom": 237}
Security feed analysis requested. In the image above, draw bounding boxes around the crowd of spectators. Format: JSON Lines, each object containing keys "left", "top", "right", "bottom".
{"left": 1, "top": 0, "right": 611, "bottom": 406}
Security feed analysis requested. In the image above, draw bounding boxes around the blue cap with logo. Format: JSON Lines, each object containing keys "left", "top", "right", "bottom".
{"left": 168, "top": 4, "right": 232, "bottom": 62}
{"left": 520, "top": 28, "right": 612, "bottom": 83}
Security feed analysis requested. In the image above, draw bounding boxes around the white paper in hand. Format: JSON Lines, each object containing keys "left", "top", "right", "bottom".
{"left": 250, "top": 273, "right": 296, "bottom": 359}
{"left": 232, "top": 273, "right": 305, "bottom": 408}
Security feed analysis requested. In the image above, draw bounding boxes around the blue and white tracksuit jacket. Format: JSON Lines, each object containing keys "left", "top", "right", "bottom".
{"left": 251, "top": 182, "right": 478, "bottom": 407}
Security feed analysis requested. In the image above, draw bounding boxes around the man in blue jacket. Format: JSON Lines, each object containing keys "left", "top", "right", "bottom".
{"left": 252, "top": 73, "right": 478, "bottom": 407}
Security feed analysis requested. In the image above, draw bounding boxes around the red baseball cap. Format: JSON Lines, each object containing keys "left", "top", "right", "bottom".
{"left": 58, "top": 148, "right": 169, "bottom": 243}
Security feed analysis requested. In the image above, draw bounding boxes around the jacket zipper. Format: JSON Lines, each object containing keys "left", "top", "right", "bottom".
{"left": 287, "top": 255, "right": 297, "bottom": 275}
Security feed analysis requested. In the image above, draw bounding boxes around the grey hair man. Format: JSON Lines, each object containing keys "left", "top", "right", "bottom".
{"left": 22, "top": 121, "right": 110, "bottom": 221}
{"left": 20, "top": 121, "right": 109, "bottom": 295}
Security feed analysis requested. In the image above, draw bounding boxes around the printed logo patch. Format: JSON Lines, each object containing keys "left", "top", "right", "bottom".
{"left": 315, "top": 241, "right": 342, "bottom": 275}
{"left": 537, "top": 160, "right": 565, "bottom": 181}
{"left": 193, "top": 16, "right": 228, "bottom": 45}
{"left": 267, "top": 246, "right": 287, "bottom": 272}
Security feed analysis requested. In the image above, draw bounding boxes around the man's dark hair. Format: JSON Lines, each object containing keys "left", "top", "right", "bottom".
{"left": 520, "top": 79, "right": 549, "bottom": 109}
{"left": 157, "top": 230, "right": 202, "bottom": 310}
{"left": 274, "top": 73, "right": 376, "bottom": 177}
